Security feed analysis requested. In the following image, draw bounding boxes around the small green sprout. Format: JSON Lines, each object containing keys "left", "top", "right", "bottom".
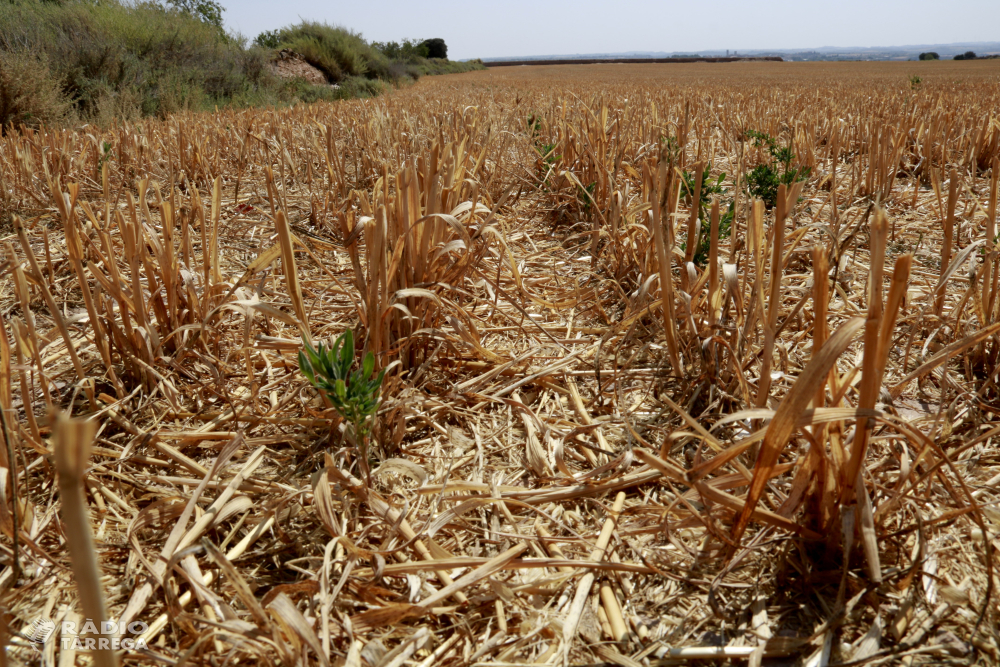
{"left": 677, "top": 164, "right": 734, "bottom": 266}
{"left": 299, "top": 330, "right": 386, "bottom": 484}
{"left": 98, "top": 141, "right": 113, "bottom": 171}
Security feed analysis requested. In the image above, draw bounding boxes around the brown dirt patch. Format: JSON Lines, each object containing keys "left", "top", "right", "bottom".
{"left": 268, "top": 48, "right": 328, "bottom": 85}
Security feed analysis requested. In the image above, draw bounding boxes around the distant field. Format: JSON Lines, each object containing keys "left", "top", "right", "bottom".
{"left": 2, "top": 58, "right": 1000, "bottom": 665}
{"left": 462, "top": 56, "right": 1000, "bottom": 84}
{"left": 484, "top": 56, "right": 783, "bottom": 66}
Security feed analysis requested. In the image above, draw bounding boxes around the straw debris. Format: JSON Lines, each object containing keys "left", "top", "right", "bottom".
{"left": 0, "top": 60, "right": 998, "bottom": 666}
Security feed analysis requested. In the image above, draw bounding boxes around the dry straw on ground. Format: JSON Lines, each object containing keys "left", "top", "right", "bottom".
{"left": 0, "top": 60, "right": 999, "bottom": 666}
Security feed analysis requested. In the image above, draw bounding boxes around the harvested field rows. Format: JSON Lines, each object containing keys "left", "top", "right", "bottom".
{"left": 1, "top": 60, "right": 1000, "bottom": 665}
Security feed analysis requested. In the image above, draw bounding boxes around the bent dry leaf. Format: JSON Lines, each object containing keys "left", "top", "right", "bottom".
{"left": 731, "top": 317, "right": 865, "bottom": 547}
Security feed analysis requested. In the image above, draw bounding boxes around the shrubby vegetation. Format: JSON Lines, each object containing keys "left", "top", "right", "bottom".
{"left": 0, "top": 0, "right": 483, "bottom": 129}
{"left": 0, "top": 0, "right": 272, "bottom": 126}
{"left": 919, "top": 52, "right": 939, "bottom": 60}
{"left": 371, "top": 38, "right": 431, "bottom": 62}
{"left": 164, "top": 0, "right": 225, "bottom": 29}
{"left": 254, "top": 21, "right": 393, "bottom": 82}
{"left": 421, "top": 38, "right": 447, "bottom": 60}
{"left": 680, "top": 164, "right": 734, "bottom": 266}
{"left": 743, "top": 129, "right": 810, "bottom": 209}
{"left": 254, "top": 23, "right": 483, "bottom": 88}
{"left": 954, "top": 51, "right": 977, "bottom": 61}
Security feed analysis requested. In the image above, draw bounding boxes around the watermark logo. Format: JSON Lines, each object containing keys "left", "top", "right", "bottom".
{"left": 62, "top": 620, "right": 150, "bottom": 651}
{"left": 25, "top": 618, "right": 56, "bottom": 648}
{"left": 25, "top": 619, "right": 149, "bottom": 651}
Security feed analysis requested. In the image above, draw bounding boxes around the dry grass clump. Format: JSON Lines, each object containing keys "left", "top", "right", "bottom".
{"left": 0, "top": 60, "right": 999, "bottom": 666}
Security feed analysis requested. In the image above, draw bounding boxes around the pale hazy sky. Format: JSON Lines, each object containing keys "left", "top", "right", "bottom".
{"left": 222, "top": 0, "right": 1000, "bottom": 61}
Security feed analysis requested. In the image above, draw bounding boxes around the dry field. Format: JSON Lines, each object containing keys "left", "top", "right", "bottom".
{"left": 1, "top": 60, "right": 1000, "bottom": 666}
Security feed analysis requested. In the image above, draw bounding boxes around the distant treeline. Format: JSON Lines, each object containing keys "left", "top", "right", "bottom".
{"left": 484, "top": 57, "right": 784, "bottom": 67}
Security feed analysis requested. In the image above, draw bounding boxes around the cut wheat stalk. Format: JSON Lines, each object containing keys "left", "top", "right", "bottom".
{"left": 561, "top": 491, "right": 626, "bottom": 655}
{"left": 0, "top": 61, "right": 998, "bottom": 666}
{"left": 935, "top": 168, "right": 959, "bottom": 316}
{"left": 755, "top": 184, "right": 788, "bottom": 409}
{"left": 650, "top": 162, "right": 682, "bottom": 373}
{"left": 54, "top": 413, "right": 117, "bottom": 667}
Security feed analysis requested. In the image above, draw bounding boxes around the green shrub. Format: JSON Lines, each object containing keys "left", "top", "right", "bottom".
{"left": 334, "top": 76, "right": 387, "bottom": 99}
{"left": 0, "top": 0, "right": 278, "bottom": 122}
{"left": 254, "top": 30, "right": 282, "bottom": 50}
{"left": 679, "top": 164, "right": 734, "bottom": 266}
{"left": 743, "top": 129, "right": 809, "bottom": 209}
{"left": 372, "top": 39, "right": 429, "bottom": 62}
{"left": 269, "top": 25, "right": 476, "bottom": 85}
{"left": 0, "top": 50, "right": 71, "bottom": 130}
{"left": 267, "top": 21, "right": 390, "bottom": 82}
{"left": 919, "top": 52, "right": 939, "bottom": 60}
{"left": 164, "top": 0, "right": 225, "bottom": 30}
{"left": 421, "top": 38, "right": 447, "bottom": 59}
{"left": 0, "top": 1, "right": 478, "bottom": 127}
{"left": 416, "top": 58, "right": 485, "bottom": 76}
{"left": 278, "top": 35, "right": 343, "bottom": 81}
{"left": 386, "top": 60, "right": 421, "bottom": 84}
{"left": 275, "top": 77, "right": 340, "bottom": 105}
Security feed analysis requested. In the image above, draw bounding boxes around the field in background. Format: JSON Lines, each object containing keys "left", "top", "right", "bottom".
{"left": 483, "top": 57, "right": 784, "bottom": 66}
{"left": 1, "top": 60, "right": 1000, "bottom": 665}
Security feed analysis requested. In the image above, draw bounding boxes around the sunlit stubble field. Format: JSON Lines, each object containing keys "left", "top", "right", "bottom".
{"left": 1, "top": 59, "right": 1000, "bottom": 665}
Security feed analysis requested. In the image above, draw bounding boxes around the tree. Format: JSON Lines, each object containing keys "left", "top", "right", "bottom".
{"left": 421, "top": 38, "right": 447, "bottom": 60}
{"left": 954, "top": 51, "right": 976, "bottom": 61}
{"left": 164, "top": 0, "right": 224, "bottom": 30}
{"left": 372, "top": 39, "right": 429, "bottom": 61}
{"left": 255, "top": 30, "right": 282, "bottom": 49}
{"left": 919, "top": 52, "right": 939, "bottom": 60}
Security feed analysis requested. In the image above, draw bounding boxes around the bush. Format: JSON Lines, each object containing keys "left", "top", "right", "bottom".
{"left": 743, "top": 130, "right": 809, "bottom": 209}
{"left": 265, "top": 28, "right": 479, "bottom": 86}
{"left": 919, "top": 52, "right": 939, "bottom": 60}
{"left": 679, "top": 164, "right": 734, "bottom": 266}
{"left": 0, "top": 50, "right": 72, "bottom": 130}
{"left": 415, "top": 58, "right": 484, "bottom": 76}
{"left": 372, "top": 39, "right": 429, "bottom": 62}
{"left": 264, "top": 21, "right": 390, "bottom": 82}
{"left": 254, "top": 30, "right": 282, "bottom": 50}
{"left": 0, "top": 1, "right": 478, "bottom": 127}
{"left": 0, "top": 0, "right": 279, "bottom": 121}
{"left": 277, "top": 35, "right": 344, "bottom": 81}
{"left": 274, "top": 77, "right": 340, "bottom": 105}
{"left": 954, "top": 51, "right": 977, "bottom": 61}
{"left": 164, "top": 0, "right": 225, "bottom": 30}
{"left": 335, "top": 76, "right": 387, "bottom": 99}
{"left": 386, "top": 60, "right": 421, "bottom": 83}
{"left": 421, "top": 38, "right": 447, "bottom": 59}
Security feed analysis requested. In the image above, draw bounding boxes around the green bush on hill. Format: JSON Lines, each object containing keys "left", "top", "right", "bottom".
{"left": 256, "top": 25, "right": 483, "bottom": 86}
{"left": 0, "top": 1, "right": 484, "bottom": 130}
{"left": 256, "top": 21, "right": 391, "bottom": 82}
{"left": 0, "top": 0, "right": 301, "bottom": 127}
{"left": 0, "top": 50, "right": 71, "bottom": 128}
